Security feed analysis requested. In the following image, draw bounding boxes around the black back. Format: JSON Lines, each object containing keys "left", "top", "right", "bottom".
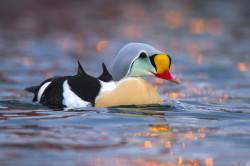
{"left": 67, "top": 74, "right": 101, "bottom": 106}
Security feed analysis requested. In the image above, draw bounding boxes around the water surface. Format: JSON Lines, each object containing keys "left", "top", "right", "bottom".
{"left": 0, "top": 0, "right": 250, "bottom": 166}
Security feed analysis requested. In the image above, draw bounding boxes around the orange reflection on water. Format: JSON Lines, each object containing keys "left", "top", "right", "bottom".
{"left": 164, "top": 11, "right": 184, "bottom": 29}
{"left": 144, "top": 141, "right": 152, "bottom": 148}
{"left": 166, "top": 93, "right": 186, "bottom": 99}
{"left": 205, "top": 158, "right": 213, "bottom": 166}
{"left": 238, "top": 62, "right": 248, "bottom": 72}
{"left": 165, "top": 141, "right": 171, "bottom": 148}
{"left": 93, "top": 157, "right": 203, "bottom": 166}
{"left": 134, "top": 124, "right": 171, "bottom": 138}
{"left": 96, "top": 40, "right": 108, "bottom": 52}
{"left": 178, "top": 156, "right": 183, "bottom": 164}
{"left": 206, "top": 19, "right": 224, "bottom": 35}
{"left": 189, "top": 18, "right": 205, "bottom": 34}
{"left": 148, "top": 126, "right": 169, "bottom": 133}
{"left": 218, "top": 94, "right": 229, "bottom": 99}
{"left": 134, "top": 133, "right": 158, "bottom": 137}
{"left": 183, "top": 132, "right": 206, "bottom": 140}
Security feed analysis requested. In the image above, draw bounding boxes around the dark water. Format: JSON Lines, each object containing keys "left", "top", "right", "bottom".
{"left": 0, "top": 0, "right": 250, "bottom": 166}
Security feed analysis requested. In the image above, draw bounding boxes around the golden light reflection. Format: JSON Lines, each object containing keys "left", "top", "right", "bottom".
{"left": 144, "top": 141, "right": 152, "bottom": 148}
{"left": 165, "top": 141, "right": 171, "bottom": 148}
{"left": 134, "top": 124, "right": 171, "bottom": 137}
{"left": 189, "top": 18, "right": 205, "bottom": 34}
{"left": 96, "top": 40, "right": 108, "bottom": 52}
{"left": 194, "top": 161, "right": 199, "bottom": 166}
{"left": 89, "top": 126, "right": 211, "bottom": 166}
{"left": 178, "top": 156, "right": 183, "bottom": 164}
{"left": 134, "top": 133, "right": 158, "bottom": 137}
{"left": 148, "top": 126, "right": 169, "bottom": 133}
{"left": 206, "top": 19, "right": 224, "bottom": 35}
{"left": 164, "top": 11, "right": 184, "bottom": 29}
{"left": 183, "top": 132, "right": 206, "bottom": 140}
{"left": 166, "top": 93, "right": 186, "bottom": 99}
{"left": 148, "top": 124, "right": 170, "bottom": 133}
{"left": 238, "top": 62, "right": 248, "bottom": 72}
{"left": 93, "top": 157, "right": 204, "bottom": 166}
{"left": 205, "top": 158, "right": 213, "bottom": 166}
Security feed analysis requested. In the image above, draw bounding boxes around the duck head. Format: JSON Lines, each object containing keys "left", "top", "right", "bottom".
{"left": 112, "top": 43, "right": 179, "bottom": 83}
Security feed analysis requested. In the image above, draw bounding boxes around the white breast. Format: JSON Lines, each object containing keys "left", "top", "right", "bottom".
{"left": 62, "top": 80, "right": 90, "bottom": 108}
{"left": 99, "top": 80, "right": 116, "bottom": 94}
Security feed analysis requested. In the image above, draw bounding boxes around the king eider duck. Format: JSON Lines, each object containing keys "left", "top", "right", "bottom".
{"left": 26, "top": 42, "right": 179, "bottom": 109}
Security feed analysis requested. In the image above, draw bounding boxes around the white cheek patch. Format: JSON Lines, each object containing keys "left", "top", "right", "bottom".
{"left": 62, "top": 80, "right": 90, "bottom": 108}
{"left": 37, "top": 81, "right": 51, "bottom": 102}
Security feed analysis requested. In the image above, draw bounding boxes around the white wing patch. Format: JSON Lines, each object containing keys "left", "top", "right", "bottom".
{"left": 62, "top": 80, "right": 90, "bottom": 108}
{"left": 37, "top": 81, "right": 51, "bottom": 102}
{"left": 95, "top": 80, "right": 116, "bottom": 104}
{"left": 99, "top": 80, "right": 116, "bottom": 94}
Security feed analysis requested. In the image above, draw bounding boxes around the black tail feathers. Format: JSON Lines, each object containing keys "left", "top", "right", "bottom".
{"left": 98, "top": 63, "right": 113, "bottom": 82}
{"left": 77, "top": 61, "right": 87, "bottom": 75}
{"left": 25, "top": 86, "right": 39, "bottom": 93}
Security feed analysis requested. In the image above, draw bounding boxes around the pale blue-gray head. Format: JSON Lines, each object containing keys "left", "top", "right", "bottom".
{"left": 112, "top": 42, "right": 179, "bottom": 84}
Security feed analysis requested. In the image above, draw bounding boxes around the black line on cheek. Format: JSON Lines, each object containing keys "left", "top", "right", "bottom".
{"left": 150, "top": 54, "right": 157, "bottom": 72}
{"left": 168, "top": 55, "right": 172, "bottom": 69}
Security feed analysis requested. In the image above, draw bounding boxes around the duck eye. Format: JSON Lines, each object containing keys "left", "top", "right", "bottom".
{"left": 139, "top": 52, "right": 147, "bottom": 58}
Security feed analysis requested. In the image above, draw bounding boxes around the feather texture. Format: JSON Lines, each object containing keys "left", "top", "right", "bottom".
{"left": 95, "top": 78, "right": 162, "bottom": 107}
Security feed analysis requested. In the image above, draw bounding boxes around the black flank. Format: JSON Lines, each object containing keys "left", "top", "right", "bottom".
{"left": 40, "top": 76, "right": 71, "bottom": 108}
{"left": 68, "top": 74, "right": 101, "bottom": 106}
